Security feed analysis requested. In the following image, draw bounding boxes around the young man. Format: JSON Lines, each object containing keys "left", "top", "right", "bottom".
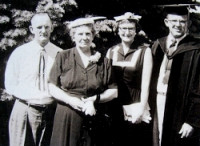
{"left": 149, "top": 6, "right": 200, "bottom": 146}
{"left": 4, "top": 13, "right": 62, "bottom": 146}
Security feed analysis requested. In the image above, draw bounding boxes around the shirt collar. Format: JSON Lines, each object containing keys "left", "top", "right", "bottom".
{"left": 31, "top": 40, "right": 49, "bottom": 52}
{"left": 166, "top": 33, "right": 187, "bottom": 48}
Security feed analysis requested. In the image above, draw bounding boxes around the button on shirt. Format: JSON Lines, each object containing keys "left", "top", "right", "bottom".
{"left": 5, "top": 40, "right": 62, "bottom": 105}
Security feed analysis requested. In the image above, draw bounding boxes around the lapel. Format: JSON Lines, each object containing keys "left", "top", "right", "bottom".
{"left": 175, "top": 35, "right": 200, "bottom": 54}
{"left": 117, "top": 43, "right": 138, "bottom": 58}
{"left": 73, "top": 47, "right": 97, "bottom": 70}
{"left": 73, "top": 47, "right": 85, "bottom": 69}
{"left": 157, "top": 35, "right": 200, "bottom": 59}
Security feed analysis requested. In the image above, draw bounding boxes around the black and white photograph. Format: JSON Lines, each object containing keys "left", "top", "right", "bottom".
{"left": 1, "top": 0, "right": 200, "bottom": 146}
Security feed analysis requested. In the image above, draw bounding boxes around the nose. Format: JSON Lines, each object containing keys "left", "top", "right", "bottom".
{"left": 82, "top": 33, "right": 88, "bottom": 39}
{"left": 175, "top": 21, "right": 181, "bottom": 26}
{"left": 41, "top": 27, "right": 46, "bottom": 33}
{"left": 124, "top": 29, "right": 130, "bottom": 33}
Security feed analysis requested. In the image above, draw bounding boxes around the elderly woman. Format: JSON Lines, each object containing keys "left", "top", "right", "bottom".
{"left": 106, "top": 12, "right": 153, "bottom": 146}
{"left": 49, "top": 17, "right": 117, "bottom": 146}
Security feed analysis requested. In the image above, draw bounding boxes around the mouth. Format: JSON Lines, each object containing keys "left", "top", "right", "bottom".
{"left": 40, "top": 33, "right": 48, "bottom": 37}
{"left": 173, "top": 27, "right": 182, "bottom": 32}
{"left": 122, "top": 35, "right": 134, "bottom": 39}
{"left": 81, "top": 40, "right": 90, "bottom": 44}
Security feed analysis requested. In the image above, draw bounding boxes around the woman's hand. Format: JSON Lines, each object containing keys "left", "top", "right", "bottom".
{"left": 82, "top": 100, "right": 96, "bottom": 116}
{"left": 131, "top": 106, "right": 144, "bottom": 124}
{"left": 69, "top": 97, "right": 85, "bottom": 112}
{"left": 123, "top": 103, "right": 145, "bottom": 124}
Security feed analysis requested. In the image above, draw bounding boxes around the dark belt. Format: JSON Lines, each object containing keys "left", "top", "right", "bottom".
{"left": 16, "top": 98, "right": 50, "bottom": 111}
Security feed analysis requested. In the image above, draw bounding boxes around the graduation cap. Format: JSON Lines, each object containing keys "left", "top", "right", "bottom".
{"left": 163, "top": 4, "right": 190, "bottom": 16}
{"left": 157, "top": 4, "right": 200, "bottom": 16}
{"left": 68, "top": 16, "right": 107, "bottom": 29}
{"left": 114, "top": 12, "right": 142, "bottom": 22}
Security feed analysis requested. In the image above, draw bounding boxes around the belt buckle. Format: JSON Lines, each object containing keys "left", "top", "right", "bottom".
{"left": 157, "top": 92, "right": 166, "bottom": 96}
{"left": 29, "top": 104, "right": 48, "bottom": 111}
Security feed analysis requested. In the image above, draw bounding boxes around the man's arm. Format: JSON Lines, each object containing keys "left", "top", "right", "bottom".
{"left": 4, "top": 50, "right": 19, "bottom": 96}
{"left": 180, "top": 50, "right": 200, "bottom": 138}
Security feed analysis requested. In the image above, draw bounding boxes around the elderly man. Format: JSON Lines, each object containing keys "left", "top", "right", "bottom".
{"left": 4, "top": 13, "right": 62, "bottom": 146}
{"left": 149, "top": 5, "right": 200, "bottom": 146}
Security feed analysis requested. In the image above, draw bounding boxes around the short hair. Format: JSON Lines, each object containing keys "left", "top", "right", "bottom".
{"left": 30, "top": 13, "right": 52, "bottom": 26}
{"left": 117, "top": 19, "right": 141, "bottom": 33}
{"left": 69, "top": 23, "right": 96, "bottom": 41}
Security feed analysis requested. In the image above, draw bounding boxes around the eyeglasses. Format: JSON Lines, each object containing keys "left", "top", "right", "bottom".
{"left": 167, "top": 19, "right": 187, "bottom": 25}
{"left": 119, "top": 27, "right": 136, "bottom": 32}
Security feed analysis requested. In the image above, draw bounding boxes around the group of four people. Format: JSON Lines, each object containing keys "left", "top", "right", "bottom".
{"left": 4, "top": 5, "right": 200, "bottom": 146}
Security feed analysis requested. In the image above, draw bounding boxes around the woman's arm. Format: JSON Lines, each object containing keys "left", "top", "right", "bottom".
{"left": 82, "top": 88, "right": 118, "bottom": 103}
{"left": 140, "top": 47, "right": 153, "bottom": 108}
{"left": 49, "top": 83, "right": 84, "bottom": 111}
{"left": 124, "top": 47, "right": 153, "bottom": 124}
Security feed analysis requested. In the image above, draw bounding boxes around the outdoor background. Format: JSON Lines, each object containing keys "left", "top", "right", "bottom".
{"left": 0, "top": 0, "right": 200, "bottom": 145}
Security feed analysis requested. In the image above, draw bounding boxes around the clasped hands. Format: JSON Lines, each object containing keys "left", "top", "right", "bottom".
{"left": 69, "top": 96, "right": 96, "bottom": 116}
{"left": 123, "top": 103, "right": 151, "bottom": 124}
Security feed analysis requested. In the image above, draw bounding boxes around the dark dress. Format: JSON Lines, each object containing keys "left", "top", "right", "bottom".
{"left": 107, "top": 43, "right": 152, "bottom": 146}
{"left": 149, "top": 35, "right": 200, "bottom": 146}
{"left": 49, "top": 47, "right": 116, "bottom": 146}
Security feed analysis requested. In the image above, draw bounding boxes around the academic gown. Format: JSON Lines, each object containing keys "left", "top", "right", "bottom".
{"left": 149, "top": 35, "right": 200, "bottom": 146}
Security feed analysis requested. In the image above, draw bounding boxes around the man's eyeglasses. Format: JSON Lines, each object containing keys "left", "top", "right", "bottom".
{"left": 167, "top": 19, "right": 187, "bottom": 25}
{"left": 119, "top": 27, "right": 136, "bottom": 32}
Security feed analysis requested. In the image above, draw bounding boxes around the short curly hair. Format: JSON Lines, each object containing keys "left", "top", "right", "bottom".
{"left": 69, "top": 23, "right": 96, "bottom": 42}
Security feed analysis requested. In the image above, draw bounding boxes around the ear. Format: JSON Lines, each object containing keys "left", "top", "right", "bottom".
{"left": 72, "top": 36, "right": 76, "bottom": 42}
{"left": 164, "top": 18, "right": 169, "bottom": 27}
{"left": 117, "top": 30, "right": 120, "bottom": 36}
{"left": 188, "top": 20, "right": 192, "bottom": 27}
{"left": 29, "top": 25, "right": 34, "bottom": 34}
{"left": 50, "top": 25, "right": 54, "bottom": 33}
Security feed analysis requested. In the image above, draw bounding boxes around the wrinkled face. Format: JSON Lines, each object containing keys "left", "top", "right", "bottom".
{"left": 29, "top": 14, "right": 53, "bottom": 47}
{"left": 118, "top": 22, "right": 136, "bottom": 43}
{"left": 164, "top": 14, "right": 188, "bottom": 38}
{"left": 72, "top": 25, "right": 94, "bottom": 50}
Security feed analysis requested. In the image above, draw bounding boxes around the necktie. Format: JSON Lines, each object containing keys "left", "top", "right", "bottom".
{"left": 39, "top": 49, "right": 46, "bottom": 91}
{"left": 162, "top": 59, "right": 172, "bottom": 84}
{"left": 167, "top": 39, "right": 177, "bottom": 56}
{"left": 163, "top": 40, "right": 177, "bottom": 84}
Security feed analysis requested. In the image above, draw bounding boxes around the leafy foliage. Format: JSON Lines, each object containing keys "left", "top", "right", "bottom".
{"left": 0, "top": 0, "right": 78, "bottom": 51}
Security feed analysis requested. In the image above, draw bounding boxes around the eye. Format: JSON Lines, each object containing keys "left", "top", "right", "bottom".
{"left": 180, "top": 20, "right": 187, "bottom": 24}
{"left": 37, "top": 26, "right": 42, "bottom": 29}
{"left": 45, "top": 26, "right": 50, "bottom": 29}
{"left": 119, "top": 27, "right": 135, "bottom": 32}
{"left": 86, "top": 33, "right": 92, "bottom": 36}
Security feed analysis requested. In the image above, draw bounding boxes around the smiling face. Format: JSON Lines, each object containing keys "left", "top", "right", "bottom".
{"left": 29, "top": 14, "right": 53, "bottom": 47}
{"left": 164, "top": 14, "right": 188, "bottom": 38}
{"left": 72, "top": 25, "right": 94, "bottom": 51}
{"left": 118, "top": 21, "right": 136, "bottom": 44}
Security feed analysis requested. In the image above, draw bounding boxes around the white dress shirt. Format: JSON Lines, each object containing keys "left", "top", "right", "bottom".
{"left": 5, "top": 40, "right": 62, "bottom": 105}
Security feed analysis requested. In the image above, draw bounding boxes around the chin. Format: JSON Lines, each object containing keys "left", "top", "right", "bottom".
{"left": 174, "top": 34, "right": 184, "bottom": 38}
{"left": 40, "top": 40, "right": 49, "bottom": 46}
{"left": 122, "top": 39, "right": 133, "bottom": 43}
